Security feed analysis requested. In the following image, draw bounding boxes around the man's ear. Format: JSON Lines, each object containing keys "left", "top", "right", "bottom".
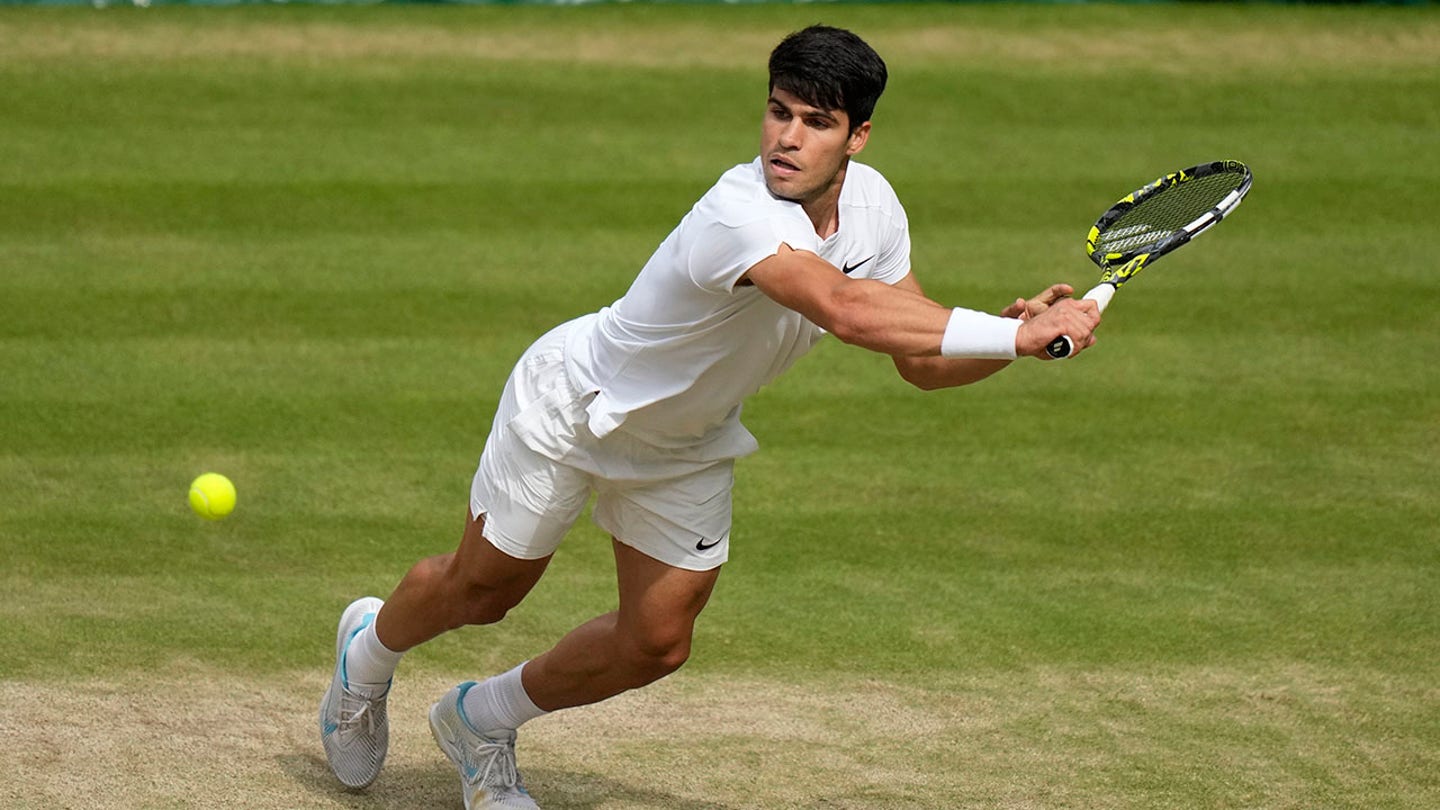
{"left": 846, "top": 121, "right": 872, "bottom": 157}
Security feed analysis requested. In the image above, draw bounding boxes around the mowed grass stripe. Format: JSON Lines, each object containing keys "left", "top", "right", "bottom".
{"left": 2, "top": 5, "right": 1437, "bottom": 72}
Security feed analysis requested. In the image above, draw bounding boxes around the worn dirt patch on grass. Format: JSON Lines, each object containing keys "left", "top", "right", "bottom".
{"left": 2, "top": 664, "right": 1436, "bottom": 809}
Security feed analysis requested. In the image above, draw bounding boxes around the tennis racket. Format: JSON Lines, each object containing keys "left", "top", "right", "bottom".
{"left": 1046, "top": 160, "right": 1253, "bottom": 359}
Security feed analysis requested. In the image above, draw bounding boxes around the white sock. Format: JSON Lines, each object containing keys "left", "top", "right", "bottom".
{"left": 461, "top": 662, "right": 548, "bottom": 734}
{"left": 344, "top": 620, "right": 404, "bottom": 690}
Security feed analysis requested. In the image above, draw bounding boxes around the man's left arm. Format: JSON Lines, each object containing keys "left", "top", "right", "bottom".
{"left": 889, "top": 273, "right": 1074, "bottom": 390}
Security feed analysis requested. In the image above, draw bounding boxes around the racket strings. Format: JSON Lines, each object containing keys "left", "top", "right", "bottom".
{"left": 1094, "top": 172, "right": 1244, "bottom": 262}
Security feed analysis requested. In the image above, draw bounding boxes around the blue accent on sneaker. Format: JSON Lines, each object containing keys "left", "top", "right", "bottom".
{"left": 338, "top": 612, "right": 377, "bottom": 690}
{"left": 454, "top": 681, "right": 481, "bottom": 733}
{"left": 450, "top": 682, "right": 483, "bottom": 782}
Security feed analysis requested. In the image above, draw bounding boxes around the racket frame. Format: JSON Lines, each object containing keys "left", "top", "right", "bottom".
{"left": 1046, "top": 160, "right": 1252, "bottom": 359}
{"left": 1086, "top": 160, "right": 1253, "bottom": 290}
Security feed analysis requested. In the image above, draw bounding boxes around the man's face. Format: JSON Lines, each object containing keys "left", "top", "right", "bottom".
{"left": 760, "top": 87, "right": 870, "bottom": 205}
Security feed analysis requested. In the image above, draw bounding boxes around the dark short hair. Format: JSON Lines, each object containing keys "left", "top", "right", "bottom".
{"left": 768, "top": 25, "right": 888, "bottom": 132}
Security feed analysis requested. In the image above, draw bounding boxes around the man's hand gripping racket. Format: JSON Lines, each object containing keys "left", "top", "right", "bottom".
{"left": 1047, "top": 160, "right": 1254, "bottom": 359}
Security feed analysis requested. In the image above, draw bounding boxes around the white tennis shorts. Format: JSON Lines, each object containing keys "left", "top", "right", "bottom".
{"left": 470, "top": 322, "right": 734, "bottom": 572}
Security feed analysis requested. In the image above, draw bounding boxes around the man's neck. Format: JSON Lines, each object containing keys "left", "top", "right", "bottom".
{"left": 801, "top": 162, "right": 849, "bottom": 239}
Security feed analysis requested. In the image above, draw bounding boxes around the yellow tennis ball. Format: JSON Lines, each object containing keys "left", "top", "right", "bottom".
{"left": 188, "top": 473, "right": 236, "bottom": 520}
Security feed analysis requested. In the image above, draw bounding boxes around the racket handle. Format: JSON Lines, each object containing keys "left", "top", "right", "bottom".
{"left": 1044, "top": 335, "right": 1075, "bottom": 359}
{"left": 1044, "top": 283, "right": 1116, "bottom": 359}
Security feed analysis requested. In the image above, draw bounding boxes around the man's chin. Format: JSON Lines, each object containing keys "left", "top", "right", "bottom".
{"left": 763, "top": 174, "right": 804, "bottom": 203}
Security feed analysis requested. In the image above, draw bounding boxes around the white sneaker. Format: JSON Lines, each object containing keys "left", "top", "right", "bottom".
{"left": 318, "top": 596, "right": 390, "bottom": 788}
{"left": 429, "top": 682, "right": 541, "bottom": 809}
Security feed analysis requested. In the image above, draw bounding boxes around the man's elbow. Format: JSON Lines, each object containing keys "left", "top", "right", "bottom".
{"left": 823, "top": 282, "right": 883, "bottom": 347}
{"left": 827, "top": 317, "right": 870, "bottom": 348}
{"left": 894, "top": 358, "right": 947, "bottom": 391}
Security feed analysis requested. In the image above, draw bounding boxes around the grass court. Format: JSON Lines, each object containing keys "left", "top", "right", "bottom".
{"left": 1, "top": 3, "right": 1437, "bottom": 807}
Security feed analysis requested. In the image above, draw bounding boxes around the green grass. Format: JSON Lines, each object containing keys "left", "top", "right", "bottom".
{"left": 2, "top": 4, "right": 1438, "bottom": 807}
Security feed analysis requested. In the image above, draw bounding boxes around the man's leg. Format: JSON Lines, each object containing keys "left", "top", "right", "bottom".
{"left": 427, "top": 538, "right": 720, "bottom": 810}
{"left": 336, "top": 511, "right": 552, "bottom": 691}
{"left": 489, "top": 456, "right": 734, "bottom": 717}
{"left": 320, "top": 512, "right": 554, "bottom": 790}
{"left": 374, "top": 512, "right": 553, "bottom": 653}
{"left": 521, "top": 537, "right": 720, "bottom": 712}
{"left": 450, "top": 536, "right": 720, "bottom": 736}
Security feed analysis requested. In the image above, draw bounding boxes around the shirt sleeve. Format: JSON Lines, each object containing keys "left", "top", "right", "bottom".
{"left": 685, "top": 214, "right": 820, "bottom": 294}
{"left": 870, "top": 198, "right": 912, "bottom": 286}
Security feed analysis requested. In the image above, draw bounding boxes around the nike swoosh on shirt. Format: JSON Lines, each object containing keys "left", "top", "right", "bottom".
{"left": 696, "top": 537, "right": 723, "bottom": 551}
{"left": 842, "top": 256, "right": 874, "bottom": 275}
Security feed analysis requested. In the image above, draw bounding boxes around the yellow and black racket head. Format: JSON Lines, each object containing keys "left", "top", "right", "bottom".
{"left": 1086, "top": 160, "right": 1252, "bottom": 287}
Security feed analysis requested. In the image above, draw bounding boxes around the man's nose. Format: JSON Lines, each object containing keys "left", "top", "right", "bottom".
{"left": 778, "top": 119, "right": 802, "bottom": 148}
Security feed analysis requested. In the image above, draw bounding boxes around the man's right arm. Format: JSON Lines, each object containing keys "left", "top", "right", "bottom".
{"left": 741, "top": 243, "right": 1100, "bottom": 362}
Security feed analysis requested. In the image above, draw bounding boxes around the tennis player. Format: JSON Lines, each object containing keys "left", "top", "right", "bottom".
{"left": 320, "top": 24, "right": 1099, "bottom": 809}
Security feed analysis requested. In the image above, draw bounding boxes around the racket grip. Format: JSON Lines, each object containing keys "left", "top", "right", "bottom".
{"left": 1045, "top": 283, "right": 1116, "bottom": 360}
{"left": 1045, "top": 335, "right": 1074, "bottom": 359}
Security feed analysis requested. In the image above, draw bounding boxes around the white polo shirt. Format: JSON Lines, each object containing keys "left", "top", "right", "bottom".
{"left": 563, "top": 157, "right": 911, "bottom": 461}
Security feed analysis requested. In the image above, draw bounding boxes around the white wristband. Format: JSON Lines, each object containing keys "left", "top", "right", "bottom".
{"left": 940, "top": 308, "right": 1021, "bottom": 359}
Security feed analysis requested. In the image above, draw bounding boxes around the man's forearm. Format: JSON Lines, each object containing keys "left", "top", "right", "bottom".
{"left": 891, "top": 355, "right": 1012, "bottom": 391}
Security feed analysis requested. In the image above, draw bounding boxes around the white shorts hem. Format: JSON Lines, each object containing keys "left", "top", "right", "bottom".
{"left": 470, "top": 505, "right": 561, "bottom": 562}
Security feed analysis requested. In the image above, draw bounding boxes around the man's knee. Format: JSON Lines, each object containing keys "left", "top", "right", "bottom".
{"left": 624, "top": 622, "right": 695, "bottom": 680}
{"left": 440, "top": 521, "right": 555, "bottom": 627}
{"left": 446, "top": 561, "right": 529, "bottom": 626}
{"left": 403, "top": 552, "right": 530, "bottom": 628}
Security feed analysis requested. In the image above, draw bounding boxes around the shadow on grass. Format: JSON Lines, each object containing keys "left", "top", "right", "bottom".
{"left": 525, "top": 767, "right": 740, "bottom": 810}
{"left": 276, "top": 753, "right": 738, "bottom": 810}
{"left": 276, "top": 752, "right": 453, "bottom": 809}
